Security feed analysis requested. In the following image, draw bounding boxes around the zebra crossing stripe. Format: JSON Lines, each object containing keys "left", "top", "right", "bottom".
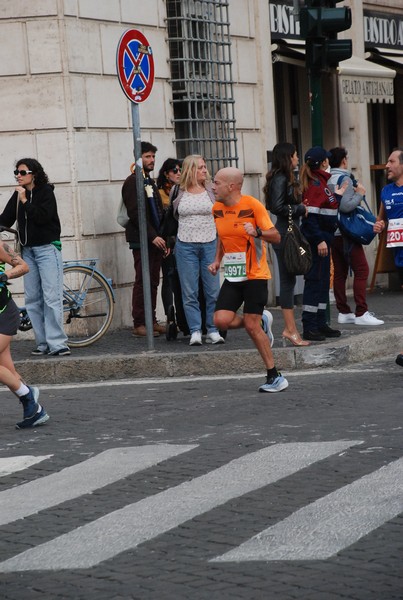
{"left": 0, "top": 440, "right": 360, "bottom": 571}
{"left": 213, "top": 456, "right": 403, "bottom": 562}
{"left": 0, "top": 445, "right": 196, "bottom": 527}
{"left": 0, "top": 455, "right": 52, "bottom": 477}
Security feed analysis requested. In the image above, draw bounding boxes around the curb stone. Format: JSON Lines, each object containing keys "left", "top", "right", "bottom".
{"left": 14, "top": 327, "right": 403, "bottom": 385}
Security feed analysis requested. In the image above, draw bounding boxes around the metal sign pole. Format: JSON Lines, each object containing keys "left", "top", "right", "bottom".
{"left": 131, "top": 103, "right": 154, "bottom": 350}
{"left": 116, "top": 29, "right": 156, "bottom": 350}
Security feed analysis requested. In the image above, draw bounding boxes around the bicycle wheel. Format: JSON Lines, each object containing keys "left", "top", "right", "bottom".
{"left": 63, "top": 266, "right": 114, "bottom": 347}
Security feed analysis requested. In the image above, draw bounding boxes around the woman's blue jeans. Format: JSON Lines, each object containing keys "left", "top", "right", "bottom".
{"left": 174, "top": 239, "right": 220, "bottom": 334}
{"left": 22, "top": 245, "right": 68, "bottom": 352}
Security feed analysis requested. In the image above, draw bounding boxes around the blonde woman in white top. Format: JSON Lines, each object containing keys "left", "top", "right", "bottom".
{"left": 172, "top": 155, "right": 224, "bottom": 346}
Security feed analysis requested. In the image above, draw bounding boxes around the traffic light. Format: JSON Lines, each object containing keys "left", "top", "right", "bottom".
{"left": 300, "top": 0, "right": 352, "bottom": 70}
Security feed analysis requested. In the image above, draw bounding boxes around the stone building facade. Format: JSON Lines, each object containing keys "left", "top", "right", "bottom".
{"left": 0, "top": 0, "right": 401, "bottom": 327}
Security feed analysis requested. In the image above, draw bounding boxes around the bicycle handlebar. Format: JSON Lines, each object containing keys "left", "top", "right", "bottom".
{"left": 0, "top": 225, "right": 18, "bottom": 236}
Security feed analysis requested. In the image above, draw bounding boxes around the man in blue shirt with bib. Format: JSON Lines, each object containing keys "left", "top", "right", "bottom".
{"left": 377, "top": 148, "right": 403, "bottom": 290}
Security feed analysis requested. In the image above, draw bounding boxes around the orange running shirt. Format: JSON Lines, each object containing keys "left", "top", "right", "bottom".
{"left": 213, "top": 195, "right": 274, "bottom": 280}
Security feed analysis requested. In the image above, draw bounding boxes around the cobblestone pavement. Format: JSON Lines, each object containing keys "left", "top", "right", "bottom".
{"left": 0, "top": 354, "right": 402, "bottom": 599}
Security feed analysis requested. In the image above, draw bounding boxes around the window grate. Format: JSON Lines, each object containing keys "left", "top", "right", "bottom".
{"left": 166, "top": 0, "right": 238, "bottom": 174}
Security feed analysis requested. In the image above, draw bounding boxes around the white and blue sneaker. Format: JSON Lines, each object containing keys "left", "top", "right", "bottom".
{"left": 259, "top": 374, "right": 289, "bottom": 393}
{"left": 261, "top": 309, "right": 274, "bottom": 347}
{"left": 16, "top": 387, "right": 49, "bottom": 429}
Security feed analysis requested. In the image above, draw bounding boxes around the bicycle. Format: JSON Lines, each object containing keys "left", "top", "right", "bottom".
{"left": 0, "top": 226, "right": 115, "bottom": 347}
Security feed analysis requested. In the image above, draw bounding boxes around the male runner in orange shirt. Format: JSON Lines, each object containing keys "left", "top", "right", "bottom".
{"left": 208, "top": 167, "right": 289, "bottom": 392}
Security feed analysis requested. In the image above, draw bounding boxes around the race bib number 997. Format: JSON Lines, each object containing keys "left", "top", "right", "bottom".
{"left": 223, "top": 252, "right": 248, "bottom": 282}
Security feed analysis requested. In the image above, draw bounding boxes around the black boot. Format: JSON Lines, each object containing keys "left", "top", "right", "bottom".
{"left": 396, "top": 354, "right": 403, "bottom": 367}
{"left": 318, "top": 324, "right": 341, "bottom": 338}
{"left": 303, "top": 330, "right": 326, "bottom": 341}
{"left": 165, "top": 305, "right": 178, "bottom": 341}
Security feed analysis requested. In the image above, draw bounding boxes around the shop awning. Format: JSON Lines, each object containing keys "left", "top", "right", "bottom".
{"left": 271, "top": 43, "right": 396, "bottom": 104}
{"left": 271, "top": 41, "right": 305, "bottom": 67}
{"left": 337, "top": 55, "right": 396, "bottom": 103}
{"left": 368, "top": 48, "right": 403, "bottom": 72}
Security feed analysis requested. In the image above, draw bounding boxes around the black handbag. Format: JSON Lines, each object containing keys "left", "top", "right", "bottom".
{"left": 282, "top": 206, "right": 312, "bottom": 276}
{"left": 160, "top": 185, "right": 179, "bottom": 239}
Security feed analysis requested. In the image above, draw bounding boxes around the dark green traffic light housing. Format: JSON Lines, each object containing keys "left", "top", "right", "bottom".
{"left": 300, "top": 0, "right": 353, "bottom": 70}
{"left": 300, "top": 7, "right": 352, "bottom": 38}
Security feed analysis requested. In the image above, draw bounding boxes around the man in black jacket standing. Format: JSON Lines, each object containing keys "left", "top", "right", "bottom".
{"left": 122, "top": 141, "right": 167, "bottom": 337}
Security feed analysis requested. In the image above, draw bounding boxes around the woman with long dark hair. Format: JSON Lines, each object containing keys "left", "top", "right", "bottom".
{"left": 157, "top": 158, "right": 182, "bottom": 325}
{"left": 157, "top": 158, "right": 182, "bottom": 210}
{"left": 263, "top": 142, "right": 309, "bottom": 346}
{"left": 0, "top": 158, "right": 69, "bottom": 356}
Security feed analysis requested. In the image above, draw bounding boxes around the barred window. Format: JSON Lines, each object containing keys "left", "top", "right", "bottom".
{"left": 166, "top": 0, "right": 238, "bottom": 174}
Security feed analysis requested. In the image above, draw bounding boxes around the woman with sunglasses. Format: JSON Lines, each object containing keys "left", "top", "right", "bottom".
{"left": 157, "top": 159, "right": 182, "bottom": 210}
{"left": 0, "top": 159, "right": 69, "bottom": 357}
{"left": 0, "top": 239, "right": 49, "bottom": 428}
{"left": 156, "top": 158, "right": 183, "bottom": 334}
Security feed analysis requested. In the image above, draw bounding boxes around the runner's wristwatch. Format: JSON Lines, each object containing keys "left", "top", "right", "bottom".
{"left": 255, "top": 226, "right": 262, "bottom": 238}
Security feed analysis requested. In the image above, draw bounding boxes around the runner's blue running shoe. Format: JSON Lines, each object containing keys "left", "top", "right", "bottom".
{"left": 261, "top": 309, "right": 274, "bottom": 347}
{"left": 16, "top": 406, "right": 49, "bottom": 429}
{"left": 259, "top": 374, "right": 289, "bottom": 393}
{"left": 16, "top": 387, "right": 49, "bottom": 429}
{"left": 20, "top": 386, "right": 39, "bottom": 419}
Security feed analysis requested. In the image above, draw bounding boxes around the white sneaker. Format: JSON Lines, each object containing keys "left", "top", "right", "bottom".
{"left": 337, "top": 312, "right": 355, "bottom": 324}
{"left": 261, "top": 310, "right": 274, "bottom": 347}
{"left": 205, "top": 331, "right": 225, "bottom": 345}
{"left": 189, "top": 331, "right": 202, "bottom": 346}
{"left": 354, "top": 311, "right": 384, "bottom": 326}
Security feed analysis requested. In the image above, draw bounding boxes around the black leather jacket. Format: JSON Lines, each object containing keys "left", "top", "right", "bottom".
{"left": 266, "top": 173, "right": 305, "bottom": 238}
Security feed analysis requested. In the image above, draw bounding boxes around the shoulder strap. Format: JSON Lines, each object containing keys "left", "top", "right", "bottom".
{"left": 337, "top": 175, "right": 372, "bottom": 214}
{"left": 170, "top": 184, "right": 180, "bottom": 204}
{"left": 337, "top": 174, "right": 348, "bottom": 188}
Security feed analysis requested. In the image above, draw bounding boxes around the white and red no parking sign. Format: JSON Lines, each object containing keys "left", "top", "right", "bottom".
{"left": 116, "top": 29, "right": 154, "bottom": 103}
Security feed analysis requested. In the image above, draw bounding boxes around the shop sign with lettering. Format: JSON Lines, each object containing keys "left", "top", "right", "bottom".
{"left": 364, "top": 10, "right": 403, "bottom": 50}
{"left": 339, "top": 76, "right": 394, "bottom": 104}
{"left": 269, "top": 0, "right": 301, "bottom": 40}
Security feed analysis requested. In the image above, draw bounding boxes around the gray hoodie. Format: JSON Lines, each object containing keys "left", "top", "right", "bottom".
{"left": 329, "top": 167, "right": 365, "bottom": 237}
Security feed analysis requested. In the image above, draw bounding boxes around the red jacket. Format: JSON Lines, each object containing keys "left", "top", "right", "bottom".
{"left": 301, "top": 170, "right": 338, "bottom": 246}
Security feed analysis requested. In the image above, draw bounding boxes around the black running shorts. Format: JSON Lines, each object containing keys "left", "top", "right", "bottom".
{"left": 215, "top": 279, "right": 268, "bottom": 315}
{"left": 0, "top": 298, "right": 20, "bottom": 336}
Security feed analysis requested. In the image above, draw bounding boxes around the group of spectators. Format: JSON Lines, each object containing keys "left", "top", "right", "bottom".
{"left": 0, "top": 143, "right": 401, "bottom": 428}
{"left": 123, "top": 144, "right": 224, "bottom": 346}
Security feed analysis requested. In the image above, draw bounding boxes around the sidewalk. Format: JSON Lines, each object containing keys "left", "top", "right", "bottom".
{"left": 12, "top": 288, "right": 403, "bottom": 385}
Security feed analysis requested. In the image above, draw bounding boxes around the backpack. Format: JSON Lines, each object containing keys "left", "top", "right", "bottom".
{"left": 116, "top": 196, "right": 129, "bottom": 228}
{"left": 336, "top": 175, "right": 376, "bottom": 245}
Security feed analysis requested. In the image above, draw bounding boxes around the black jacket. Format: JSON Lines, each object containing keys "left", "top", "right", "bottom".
{"left": 266, "top": 173, "right": 305, "bottom": 237}
{"left": 0, "top": 184, "right": 61, "bottom": 246}
{"left": 122, "top": 173, "right": 164, "bottom": 247}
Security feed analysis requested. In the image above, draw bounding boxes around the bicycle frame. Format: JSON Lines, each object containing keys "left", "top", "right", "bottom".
{"left": 0, "top": 225, "right": 116, "bottom": 347}
{"left": 62, "top": 259, "right": 115, "bottom": 304}
{"left": 18, "top": 258, "right": 115, "bottom": 346}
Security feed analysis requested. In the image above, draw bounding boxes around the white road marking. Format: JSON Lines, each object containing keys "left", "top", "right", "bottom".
{"left": 0, "top": 367, "right": 385, "bottom": 393}
{"left": 0, "top": 440, "right": 360, "bottom": 571}
{"left": 213, "top": 457, "right": 403, "bottom": 562}
{"left": 0, "top": 445, "right": 196, "bottom": 527}
{"left": 0, "top": 455, "right": 52, "bottom": 477}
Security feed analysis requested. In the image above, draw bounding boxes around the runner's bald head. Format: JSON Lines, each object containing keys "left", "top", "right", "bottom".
{"left": 217, "top": 167, "right": 243, "bottom": 190}
{"left": 212, "top": 167, "right": 243, "bottom": 205}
